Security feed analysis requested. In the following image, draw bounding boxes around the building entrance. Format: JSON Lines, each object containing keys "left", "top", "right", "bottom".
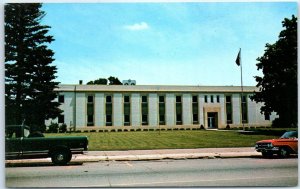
{"left": 207, "top": 112, "right": 218, "bottom": 129}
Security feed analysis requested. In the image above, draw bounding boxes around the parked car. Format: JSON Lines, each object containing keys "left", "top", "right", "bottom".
{"left": 255, "top": 131, "right": 298, "bottom": 158}
{"left": 5, "top": 125, "right": 88, "bottom": 165}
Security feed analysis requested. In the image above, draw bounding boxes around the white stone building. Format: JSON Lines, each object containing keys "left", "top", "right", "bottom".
{"left": 46, "top": 84, "right": 277, "bottom": 131}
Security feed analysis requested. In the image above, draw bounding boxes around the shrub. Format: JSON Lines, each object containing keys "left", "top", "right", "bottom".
{"left": 48, "top": 122, "right": 59, "bottom": 133}
{"left": 59, "top": 123, "right": 67, "bottom": 133}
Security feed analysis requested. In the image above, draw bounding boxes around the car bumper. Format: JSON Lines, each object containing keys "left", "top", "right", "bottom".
{"left": 255, "top": 147, "right": 280, "bottom": 153}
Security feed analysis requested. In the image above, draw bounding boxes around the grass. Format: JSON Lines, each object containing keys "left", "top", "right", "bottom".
{"left": 45, "top": 130, "right": 280, "bottom": 151}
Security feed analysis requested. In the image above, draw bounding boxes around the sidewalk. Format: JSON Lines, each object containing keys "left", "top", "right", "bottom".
{"left": 5, "top": 147, "right": 261, "bottom": 164}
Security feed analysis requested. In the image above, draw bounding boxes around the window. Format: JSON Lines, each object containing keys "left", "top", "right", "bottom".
{"left": 159, "top": 95, "right": 165, "bottom": 125}
{"left": 58, "top": 95, "right": 64, "bottom": 103}
{"left": 124, "top": 95, "right": 130, "bottom": 126}
{"left": 142, "top": 95, "right": 147, "bottom": 103}
{"left": 192, "top": 95, "right": 199, "bottom": 124}
{"left": 87, "top": 95, "right": 94, "bottom": 126}
{"left": 124, "top": 95, "right": 130, "bottom": 103}
{"left": 106, "top": 95, "right": 113, "bottom": 126}
{"left": 106, "top": 95, "right": 112, "bottom": 103}
{"left": 225, "top": 95, "right": 232, "bottom": 124}
{"left": 159, "top": 95, "right": 165, "bottom": 103}
{"left": 241, "top": 95, "right": 248, "bottom": 123}
{"left": 58, "top": 114, "right": 64, "bottom": 123}
{"left": 141, "top": 95, "right": 148, "bottom": 125}
{"left": 87, "top": 95, "right": 94, "bottom": 103}
{"left": 176, "top": 95, "right": 182, "bottom": 125}
{"left": 210, "top": 95, "right": 214, "bottom": 103}
{"left": 204, "top": 95, "right": 208, "bottom": 103}
{"left": 217, "top": 95, "right": 220, "bottom": 103}
{"left": 264, "top": 113, "right": 270, "bottom": 121}
{"left": 176, "top": 96, "right": 182, "bottom": 103}
{"left": 192, "top": 95, "right": 198, "bottom": 103}
{"left": 87, "top": 115, "right": 94, "bottom": 126}
{"left": 142, "top": 114, "right": 148, "bottom": 125}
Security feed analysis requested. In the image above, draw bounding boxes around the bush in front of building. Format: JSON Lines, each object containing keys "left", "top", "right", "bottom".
{"left": 47, "top": 122, "right": 59, "bottom": 133}
{"left": 59, "top": 123, "right": 67, "bottom": 133}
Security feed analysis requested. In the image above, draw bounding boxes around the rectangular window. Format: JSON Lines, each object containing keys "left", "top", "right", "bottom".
{"left": 225, "top": 95, "right": 232, "bottom": 124}
{"left": 241, "top": 95, "right": 248, "bottom": 123}
{"left": 210, "top": 95, "right": 214, "bottom": 103}
{"left": 106, "top": 95, "right": 113, "bottom": 126}
{"left": 58, "top": 114, "right": 64, "bottom": 124}
{"left": 192, "top": 95, "right": 198, "bottom": 103}
{"left": 204, "top": 95, "right": 208, "bottom": 103}
{"left": 124, "top": 95, "right": 130, "bottom": 126}
{"left": 159, "top": 95, "right": 165, "bottom": 103}
{"left": 217, "top": 95, "right": 220, "bottom": 103}
{"left": 87, "top": 95, "right": 94, "bottom": 126}
{"left": 141, "top": 95, "right": 148, "bottom": 125}
{"left": 192, "top": 95, "right": 199, "bottom": 124}
{"left": 87, "top": 95, "right": 94, "bottom": 103}
{"left": 176, "top": 95, "right": 182, "bottom": 125}
{"left": 159, "top": 95, "right": 165, "bottom": 125}
{"left": 58, "top": 95, "right": 64, "bottom": 103}
{"left": 264, "top": 113, "right": 270, "bottom": 120}
{"left": 176, "top": 95, "right": 182, "bottom": 103}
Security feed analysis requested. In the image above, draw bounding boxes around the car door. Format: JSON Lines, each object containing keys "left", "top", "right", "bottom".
{"left": 5, "top": 127, "right": 22, "bottom": 159}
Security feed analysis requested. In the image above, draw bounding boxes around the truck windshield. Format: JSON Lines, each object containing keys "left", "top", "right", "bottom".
{"left": 280, "top": 131, "right": 298, "bottom": 139}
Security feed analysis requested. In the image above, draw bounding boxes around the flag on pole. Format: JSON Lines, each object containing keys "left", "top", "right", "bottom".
{"left": 235, "top": 48, "right": 241, "bottom": 66}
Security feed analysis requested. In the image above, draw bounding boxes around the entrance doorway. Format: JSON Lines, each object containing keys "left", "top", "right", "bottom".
{"left": 207, "top": 112, "right": 218, "bottom": 129}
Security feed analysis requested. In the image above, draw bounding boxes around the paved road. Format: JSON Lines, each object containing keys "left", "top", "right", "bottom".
{"left": 6, "top": 158, "right": 298, "bottom": 187}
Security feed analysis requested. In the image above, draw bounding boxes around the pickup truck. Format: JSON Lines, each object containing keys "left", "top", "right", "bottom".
{"left": 255, "top": 131, "right": 298, "bottom": 158}
{"left": 5, "top": 125, "right": 88, "bottom": 165}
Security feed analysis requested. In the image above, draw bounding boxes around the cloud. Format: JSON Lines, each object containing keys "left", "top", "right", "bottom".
{"left": 124, "top": 22, "right": 149, "bottom": 31}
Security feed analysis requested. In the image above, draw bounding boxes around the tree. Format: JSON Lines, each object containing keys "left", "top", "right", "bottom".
{"left": 87, "top": 78, "right": 108, "bottom": 85}
{"left": 251, "top": 15, "right": 297, "bottom": 128}
{"left": 5, "top": 3, "right": 62, "bottom": 131}
{"left": 108, "top": 76, "right": 122, "bottom": 85}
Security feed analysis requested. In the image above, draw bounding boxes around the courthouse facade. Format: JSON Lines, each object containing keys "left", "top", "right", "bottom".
{"left": 45, "top": 84, "right": 277, "bottom": 131}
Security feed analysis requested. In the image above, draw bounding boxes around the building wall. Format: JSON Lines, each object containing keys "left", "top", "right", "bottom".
{"left": 46, "top": 87, "right": 275, "bottom": 130}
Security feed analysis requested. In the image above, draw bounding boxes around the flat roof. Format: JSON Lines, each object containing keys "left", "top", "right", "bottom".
{"left": 55, "top": 84, "right": 258, "bottom": 93}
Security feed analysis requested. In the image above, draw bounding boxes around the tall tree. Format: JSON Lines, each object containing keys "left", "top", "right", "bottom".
{"left": 251, "top": 15, "right": 297, "bottom": 128}
{"left": 87, "top": 78, "right": 108, "bottom": 85}
{"left": 5, "top": 3, "right": 62, "bottom": 131}
{"left": 108, "top": 76, "right": 122, "bottom": 85}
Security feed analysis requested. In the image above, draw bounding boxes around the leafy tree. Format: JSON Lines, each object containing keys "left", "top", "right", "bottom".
{"left": 5, "top": 3, "right": 62, "bottom": 130}
{"left": 251, "top": 15, "right": 297, "bottom": 128}
{"left": 108, "top": 76, "right": 122, "bottom": 85}
{"left": 87, "top": 78, "right": 108, "bottom": 85}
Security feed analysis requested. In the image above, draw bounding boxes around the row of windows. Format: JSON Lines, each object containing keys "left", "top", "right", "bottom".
{"left": 58, "top": 94, "right": 224, "bottom": 104}
{"left": 57, "top": 94, "right": 251, "bottom": 125}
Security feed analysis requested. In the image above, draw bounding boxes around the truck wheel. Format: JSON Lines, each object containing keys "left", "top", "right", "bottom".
{"left": 51, "top": 150, "right": 72, "bottom": 165}
{"left": 262, "top": 152, "right": 273, "bottom": 158}
{"left": 278, "top": 147, "right": 290, "bottom": 158}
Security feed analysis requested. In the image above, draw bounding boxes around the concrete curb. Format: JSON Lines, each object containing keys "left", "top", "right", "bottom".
{"left": 5, "top": 151, "right": 262, "bottom": 164}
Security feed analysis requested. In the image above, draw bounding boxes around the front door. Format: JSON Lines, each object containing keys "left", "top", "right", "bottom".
{"left": 207, "top": 112, "right": 218, "bottom": 129}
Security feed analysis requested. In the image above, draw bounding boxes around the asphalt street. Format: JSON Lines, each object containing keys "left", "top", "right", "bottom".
{"left": 6, "top": 157, "right": 298, "bottom": 187}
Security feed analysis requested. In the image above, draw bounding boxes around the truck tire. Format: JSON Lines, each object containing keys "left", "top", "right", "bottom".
{"left": 262, "top": 152, "right": 273, "bottom": 158}
{"left": 51, "top": 149, "right": 72, "bottom": 165}
{"left": 278, "top": 147, "right": 290, "bottom": 158}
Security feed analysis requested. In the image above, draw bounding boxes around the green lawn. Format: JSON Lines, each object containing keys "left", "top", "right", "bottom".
{"left": 45, "top": 130, "right": 279, "bottom": 151}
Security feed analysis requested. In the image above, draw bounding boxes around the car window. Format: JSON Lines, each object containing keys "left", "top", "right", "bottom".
{"left": 280, "top": 131, "right": 298, "bottom": 139}
{"left": 23, "top": 128, "right": 30, "bottom": 138}
{"left": 5, "top": 129, "right": 21, "bottom": 138}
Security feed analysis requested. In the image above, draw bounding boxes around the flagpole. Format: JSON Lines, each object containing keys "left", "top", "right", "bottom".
{"left": 235, "top": 48, "right": 245, "bottom": 131}
{"left": 239, "top": 48, "right": 245, "bottom": 131}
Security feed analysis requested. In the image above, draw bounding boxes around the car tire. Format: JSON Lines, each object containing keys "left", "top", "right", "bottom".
{"left": 262, "top": 152, "right": 273, "bottom": 158}
{"left": 278, "top": 147, "right": 290, "bottom": 158}
{"left": 51, "top": 149, "right": 72, "bottom": 165}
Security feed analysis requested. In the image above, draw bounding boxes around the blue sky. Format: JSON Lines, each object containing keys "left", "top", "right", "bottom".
{"left": 41, "top": 2, "right": 297, "bottom": 86}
